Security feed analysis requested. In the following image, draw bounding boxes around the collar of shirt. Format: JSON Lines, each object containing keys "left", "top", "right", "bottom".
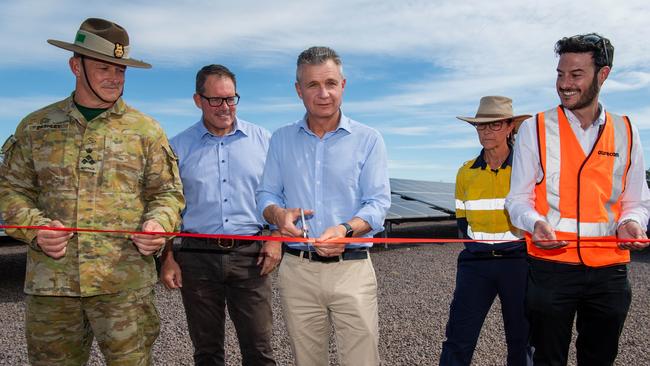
{"left": 470, "top": 146, "right": 514, "bottom": 170}
{"left": 563, "top": 102, "right": 606, "bottom": 129}
{"left": 64, "top": 93, "right": 127, "bottom": 126}
{"left": 298, "top": 111, "right": 353, "bottom": 138}
{"left": 65, "top": 93, "right": 127, "bottom": 116}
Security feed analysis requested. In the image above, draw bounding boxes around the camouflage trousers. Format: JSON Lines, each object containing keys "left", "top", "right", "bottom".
{"left": 25, "top": 286, "right": 160, "bottom": 366}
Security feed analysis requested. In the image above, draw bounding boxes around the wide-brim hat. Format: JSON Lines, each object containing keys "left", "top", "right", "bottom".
{"left": 457, "top": 96, "right": 531, "bottom": 130}
{"left": 47, "top": 18, "right": 151, "bottom": 69}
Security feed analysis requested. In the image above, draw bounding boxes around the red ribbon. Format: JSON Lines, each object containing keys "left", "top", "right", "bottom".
{"left": 1, "top": 224, "right": 648, "bottom": 245}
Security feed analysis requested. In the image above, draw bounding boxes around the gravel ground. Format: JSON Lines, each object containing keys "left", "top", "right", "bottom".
{"left": 1, "top": 222, "right": 649, "bottom": 365}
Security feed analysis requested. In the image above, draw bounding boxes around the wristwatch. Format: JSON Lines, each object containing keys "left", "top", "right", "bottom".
{"left": 340, "top": 222, "right": 354, "bottom": 238}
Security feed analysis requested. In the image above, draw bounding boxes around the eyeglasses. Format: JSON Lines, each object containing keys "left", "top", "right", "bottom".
{"left": 199, "top": 93, "right": 240, "bottom": 107}
{"left": 471, "top": 120, "right": 511, "bottom": 132}
{"left": 574, "top": 33, "right": 610, "bottom": 67}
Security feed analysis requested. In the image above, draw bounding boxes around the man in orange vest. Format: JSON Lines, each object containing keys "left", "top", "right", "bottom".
{"left": 506, "top": 33, "right": 650, "bottom": 365}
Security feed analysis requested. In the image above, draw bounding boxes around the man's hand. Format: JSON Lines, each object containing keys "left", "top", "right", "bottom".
{"left": 313, "top": 225, "right": 347, "bottom": 257}
{"left": 161, "top": 254, "right": 183, "bottom": 289}
{"left": 532, "top": 220, "right": 568, "bottom": 249}
{"left": 36, "top": 220, "right": 73, "bottom": 259}
{"left": 131, "top": 220, "right": 167, "bottom": 256}
{"left": 257, "top": 240, "right": 282, "bottom": 275}
{"left": 264, "top": 205, "right": 314, "bottom": 238}
{"left": 617, "top": 220, "right": 648, "bottom": 250}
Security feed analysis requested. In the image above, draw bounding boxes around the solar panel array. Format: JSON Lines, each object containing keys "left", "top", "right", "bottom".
{"left": 386, "top": 178, "right": 456, "bottom": 223}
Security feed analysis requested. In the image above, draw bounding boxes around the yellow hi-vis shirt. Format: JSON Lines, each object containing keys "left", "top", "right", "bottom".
{"left": 455, "top": 148, "right": 522, "bottom": 251}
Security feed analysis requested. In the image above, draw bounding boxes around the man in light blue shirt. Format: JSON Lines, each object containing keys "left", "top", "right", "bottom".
{"left": 161, "top": 64, "right": 277, "bottom": 366}
{"left": 256, "top": 46, "right": 391, "bottom": 366}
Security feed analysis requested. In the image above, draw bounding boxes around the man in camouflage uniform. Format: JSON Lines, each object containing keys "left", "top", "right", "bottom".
{"left": 0, "top": 18, "right": 184, "bottom": 366}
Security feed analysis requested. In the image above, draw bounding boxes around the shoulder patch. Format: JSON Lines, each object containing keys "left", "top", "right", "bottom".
{"left": 1, "top": 135, "right": 17, "bottom": 154}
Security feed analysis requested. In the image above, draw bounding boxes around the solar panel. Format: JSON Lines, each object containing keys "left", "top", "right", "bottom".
{"left": 390, "top": 178, "right": 456, "bottom": 213}
{"left": 386, "top": 194, "right": 450, "bottom": 221}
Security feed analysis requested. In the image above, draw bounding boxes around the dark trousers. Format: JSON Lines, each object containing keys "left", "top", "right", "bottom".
{"left": 526, "top": 258, "right": 631, "bottom": 366}
{"left": 175, "top": 238, "right": 276, "bottom": 366}
{"left": 440, "top": 249, "right": 532, "bottom": 366}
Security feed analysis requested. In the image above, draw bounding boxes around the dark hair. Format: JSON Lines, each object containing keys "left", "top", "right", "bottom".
{"left": 555, "top": 33, "right": 614, "bottom": 69}
{"left": 296, "top": 46, "right": 343, "bottom": 82}
{"left": 196, "top": 64, "right": 236, "bottom": 94}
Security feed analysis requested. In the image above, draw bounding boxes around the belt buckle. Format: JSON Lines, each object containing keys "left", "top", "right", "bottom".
{"left": 217, "top": 238, "right": 235, "bottom": 249}
{"left": 491, "top": 250, "right": 502, "bottom": 257}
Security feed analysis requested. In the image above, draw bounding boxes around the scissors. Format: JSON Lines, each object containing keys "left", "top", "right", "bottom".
{"left": 300, "top": 208, "right": 309, "bottom": 239}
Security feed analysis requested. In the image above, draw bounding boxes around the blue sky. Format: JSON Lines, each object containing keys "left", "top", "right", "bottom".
{"left": 2, "top": 0, "right": 650, "bottom": 182}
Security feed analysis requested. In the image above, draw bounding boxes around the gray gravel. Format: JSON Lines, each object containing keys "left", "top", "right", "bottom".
{"left": 1, "top": 222, "right": 649, "bottom": 365}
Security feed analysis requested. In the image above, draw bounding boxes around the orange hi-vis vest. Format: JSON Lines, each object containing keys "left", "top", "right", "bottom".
{"left": 525, "top": 106, "right": 633, "bottom": 267}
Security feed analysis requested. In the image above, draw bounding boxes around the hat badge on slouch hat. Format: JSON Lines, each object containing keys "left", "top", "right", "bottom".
{"left": 114, "top": 43, "right": 124, "bottom": 58}
{"left": 457, "top": 96, "right": 531, "bottom": 130}
{"left": 48, "top": 17, "right": 151, "bottom": 69}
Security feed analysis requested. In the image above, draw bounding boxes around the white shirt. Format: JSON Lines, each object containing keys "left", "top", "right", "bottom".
{"left": 505, "top": 104, "right": 650, "bottom": 233}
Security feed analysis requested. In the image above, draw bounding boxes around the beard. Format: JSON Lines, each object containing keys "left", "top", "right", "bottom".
{"left": 562, "top": 73, "right": 600, "bottom": 111}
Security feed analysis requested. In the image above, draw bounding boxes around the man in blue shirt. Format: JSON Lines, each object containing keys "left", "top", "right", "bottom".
{"left": 161, "top": 64, "right": 278, "bottom": 366}
{"left": 256, "top": 47, "right": 391, "bottom": 366}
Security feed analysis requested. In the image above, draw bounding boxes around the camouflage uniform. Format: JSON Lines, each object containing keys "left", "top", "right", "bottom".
{"left": 0, "top": 95, "right": 185, "bottom": 365}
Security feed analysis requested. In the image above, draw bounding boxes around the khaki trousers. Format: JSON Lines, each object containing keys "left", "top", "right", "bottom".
{"left": 278, "top": 251, "right": 380, "bottom": 366}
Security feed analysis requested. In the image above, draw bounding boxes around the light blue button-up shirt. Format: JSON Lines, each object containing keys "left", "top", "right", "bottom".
{"left": 171, "top": 118, "right": 270, "bottom": 235}
{"left": 256, "top": 112, "right": 391, "bottom": 249}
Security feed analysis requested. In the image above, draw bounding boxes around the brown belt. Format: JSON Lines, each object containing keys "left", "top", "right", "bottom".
{"left": 173, "top": 234, "right": 260, "bottom": 252}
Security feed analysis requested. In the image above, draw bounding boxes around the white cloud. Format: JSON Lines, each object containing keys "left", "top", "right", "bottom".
{"left": 379, "top": 126, "right": 436, "bottom": 136}
{"left": 388, "top": 159, "right": 460, "bottom": 182}
{"left": 2, "top": 0, "right": 647, "bottom": 121}
{"left": 0, "top": 96, "right": 62, "bottom": 121}
{"left": 606, "top": 71, "right": 650, "bottom": 92}
{"left": 397, "top": 139, "right": 480, "bottom": 150}
{"left": 3, "top": 0, "right": 650, "bottom": 76}
{"left": 3, "top": 0, "right": 650, "bottom": 181}
{"left": 128, "top": 98, "right": 197, "bottom": 118}
{"left": 628, "top": 106, "right": 650, "bottom": 130}
{"left": 242, "top": 97, "right": 303, "bottom": 114}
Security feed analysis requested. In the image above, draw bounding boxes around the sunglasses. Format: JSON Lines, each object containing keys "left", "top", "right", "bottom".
{"left": 471, "top": 120, "right": 512, "bottom": 132}
{"left": 572, "top": 33, "right": 610, "bottom": 67}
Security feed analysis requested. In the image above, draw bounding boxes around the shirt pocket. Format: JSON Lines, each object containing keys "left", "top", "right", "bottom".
{"left": 29, "top": 126, "right": 74, "bottom": 190}
{"left": 100, "top": 134, "right": 145, "bottom": 193}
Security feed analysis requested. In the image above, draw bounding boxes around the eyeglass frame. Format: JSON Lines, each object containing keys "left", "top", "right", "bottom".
{"left": 198, "top": 93, "right": 240, "bottom": 107}
{"left": 572, "top": 33, "right": 610, "bottom": 68}
{"left": 471, "top": 119, "right": 512, "bottom": 132}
